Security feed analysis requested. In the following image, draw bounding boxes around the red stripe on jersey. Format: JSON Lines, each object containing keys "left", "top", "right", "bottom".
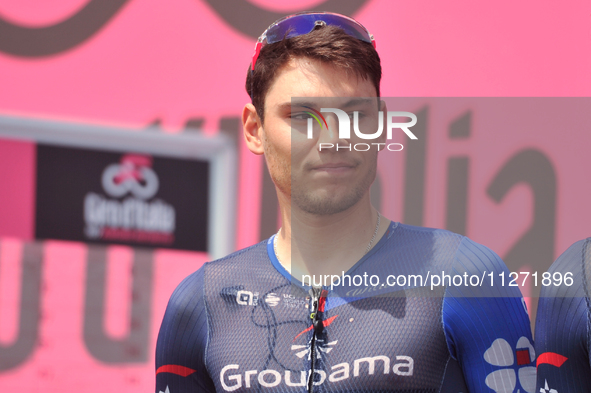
{"left": 293, "top": 315, "right": 338, "bottom": 341}
{"left": 156, "top": 365, "right": 197, "bottom": 377}
{"left": 536, "top": 352, "right": 568, "bottom": 368}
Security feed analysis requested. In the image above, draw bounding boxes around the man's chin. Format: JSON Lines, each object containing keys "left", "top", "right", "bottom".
{"left": 291, "top": 190, "right": 365, "bottom": 216}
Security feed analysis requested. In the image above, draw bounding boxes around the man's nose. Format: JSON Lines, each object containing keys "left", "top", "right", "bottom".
{"left": 318, "top": 114, "right": 345, "bottom": 145}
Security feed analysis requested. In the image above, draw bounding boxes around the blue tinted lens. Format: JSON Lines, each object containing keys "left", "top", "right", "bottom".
{"left": 265, "top": 13, "right": 371, "bottom": 45}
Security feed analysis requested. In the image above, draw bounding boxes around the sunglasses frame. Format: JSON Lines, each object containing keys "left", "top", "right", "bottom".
{"left": 251, "top": 11, "right": 376, "bottom": 72}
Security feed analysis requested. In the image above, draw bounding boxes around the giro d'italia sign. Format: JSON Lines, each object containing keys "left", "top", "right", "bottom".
{"left": 35, "top": 144, "right": 209, "bottom": 251}
{"left": 0, "top": 114, "right": 237, "bottom": 256}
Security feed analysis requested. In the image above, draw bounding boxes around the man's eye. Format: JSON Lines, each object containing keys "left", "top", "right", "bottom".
{"left": 348, "top": 111, "right": 365, "bottom": 120}
{"left": 291, "top": 112, "right": 313, "bottom": 120}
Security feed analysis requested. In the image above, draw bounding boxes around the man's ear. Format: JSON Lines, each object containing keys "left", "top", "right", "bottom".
{"left": 242, "top": 103, "right": 264, "bottom": 155}
{"left": 378, "top": 99, "right": 388, "bottom": 144}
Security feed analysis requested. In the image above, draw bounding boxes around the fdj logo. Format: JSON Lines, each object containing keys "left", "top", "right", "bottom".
{"left": 304, "top": 107, "right": 417, "bottom": 151}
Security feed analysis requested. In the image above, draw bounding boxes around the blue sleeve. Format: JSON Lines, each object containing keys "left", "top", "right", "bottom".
{"left": 442, "top": 237, "right": 536, "bottom": 393}
{"left": 155, "top": 266, "right": 215, "bottom": 393}
{"left": 535, "top": 238, "right": 591, "bottom": 392}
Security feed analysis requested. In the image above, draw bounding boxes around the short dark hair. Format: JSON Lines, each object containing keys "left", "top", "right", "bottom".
{"left": 246, "top": 25, "right": 382, "bottom": 123}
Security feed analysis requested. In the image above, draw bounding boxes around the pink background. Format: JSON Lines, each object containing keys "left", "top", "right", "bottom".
{"left": 0, "top": 0, "right": 590, "bottom": 391}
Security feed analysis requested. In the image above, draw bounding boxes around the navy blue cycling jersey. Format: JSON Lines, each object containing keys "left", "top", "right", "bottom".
{"left": 535, "top": 238, "right": 591, "bottom": 392}
{"left": 156, "top": 222, "right": 535, "bottom": 392}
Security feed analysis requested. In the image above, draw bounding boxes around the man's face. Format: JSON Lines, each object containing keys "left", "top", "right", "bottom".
{"left": 261, "top": 57, "right": 383, "bottom": 216}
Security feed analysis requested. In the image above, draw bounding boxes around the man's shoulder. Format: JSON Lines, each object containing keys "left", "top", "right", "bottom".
{"left": 396, "top": 222, "right": 495, "bottom": 252}
{"left": 169, "top": 240, "right": 270, "bottom": 301}
{"left": 204, "top": 239, "right": 270, "bottom": 271}
{"left": 396, "top": 222, "right": 463, "bottom": 239}
{"left": 393, "top": 222, "right": 465, "bottom": 252}
{"left": 392, "top": 222, "right": 505, "bottom": 271}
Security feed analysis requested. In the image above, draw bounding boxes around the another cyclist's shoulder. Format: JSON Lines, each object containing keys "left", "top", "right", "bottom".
{"left": 548, "top": 237, "right": 590, "bottom": 274}
{"left": 540, "top": 237, "right": 590, "bottom": 299}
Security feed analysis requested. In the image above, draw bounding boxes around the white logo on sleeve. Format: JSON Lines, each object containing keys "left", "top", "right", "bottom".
{"left": 159, "top": 386, "right": 170, "bottom": 393}
{"left": 539, "top": 380, "right": 558, "bottom": 393}
{"left": 484, "top": 337, "right": 536, "bottom": 393}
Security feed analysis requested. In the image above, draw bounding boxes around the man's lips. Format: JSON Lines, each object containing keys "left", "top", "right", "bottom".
{"left": 310, "top": 162, "right": 357, "bottom": 172}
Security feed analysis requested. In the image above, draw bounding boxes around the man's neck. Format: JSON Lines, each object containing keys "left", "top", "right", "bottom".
{"left": 274, "top": 192, "right": 390, "bottom": 281}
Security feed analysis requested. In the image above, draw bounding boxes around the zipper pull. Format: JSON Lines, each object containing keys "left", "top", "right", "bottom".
{"left": 310, "top": 288, "right": 327, "bottom": 334}
{"left": 309, "top": 287, "right": 320, "bottom": 320}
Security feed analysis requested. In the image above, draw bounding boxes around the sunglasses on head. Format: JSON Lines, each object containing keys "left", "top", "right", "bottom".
{"left": 251, "top": 11, "right": 376, "bottom": 72}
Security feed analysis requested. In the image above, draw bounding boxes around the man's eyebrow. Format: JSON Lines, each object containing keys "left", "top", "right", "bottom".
{"left": 279, "top": 98, "right": 377, "bottom": 112}
{"left": 340, "top": 98, "right": 376, "bottom": 108}
{"left": 286, "top": 101, "right": 321, "bottom": 109}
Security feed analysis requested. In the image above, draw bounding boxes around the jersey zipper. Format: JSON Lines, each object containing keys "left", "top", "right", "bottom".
{"left": 308, "top": 287, "right": 327, "bottom": 393}
{"left": 308, "top": 316, "right": 317, "bottom": 391}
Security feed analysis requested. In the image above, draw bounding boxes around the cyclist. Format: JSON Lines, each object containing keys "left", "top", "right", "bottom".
{"left": 156, "top": 12, "right": 535, "bottom": 392}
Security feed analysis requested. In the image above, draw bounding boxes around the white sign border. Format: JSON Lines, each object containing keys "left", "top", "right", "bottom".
{"left": 0, "top": 115, "right": 237, "bottom": 259}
